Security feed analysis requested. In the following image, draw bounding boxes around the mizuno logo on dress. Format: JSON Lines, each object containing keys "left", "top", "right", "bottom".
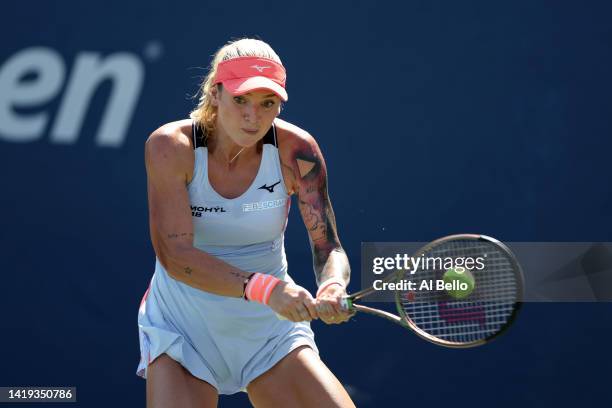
{"left": 250, "top": 65, "right": 271, "bottom": 72}
{"left": 258, "top": 181, "right": 281, "bottom": 193}
{"left": 191, "top": 205, "right": 227, "bottom": 217}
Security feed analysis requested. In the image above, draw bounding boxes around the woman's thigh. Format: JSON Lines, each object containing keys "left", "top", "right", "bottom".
{"left": 246, "top": 346, "right": 355, "bottom": 408}
{"left": 146, "top": 354, "right": 219, "bottom": 408}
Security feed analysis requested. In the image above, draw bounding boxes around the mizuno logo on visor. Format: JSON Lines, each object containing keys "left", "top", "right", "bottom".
{"left": 250, "top": 65, "right": 271, "bottom": 72}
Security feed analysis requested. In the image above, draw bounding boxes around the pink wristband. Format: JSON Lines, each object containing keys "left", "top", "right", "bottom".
{"left": 244, "top": 273, "right": 282, "bottom": 305}
{"left": 316, "top": 279, "right": 345, "bottom": 297}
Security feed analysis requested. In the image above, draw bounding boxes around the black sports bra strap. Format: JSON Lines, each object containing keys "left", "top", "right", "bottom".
{"left": 262, "top": 123, "right": 277, "bottom": 147}
{"left": 192, "top": 121, "right": 207, "bottom": 149}
{"left": 192, "top": 121, "right": 277, "bottom": 149}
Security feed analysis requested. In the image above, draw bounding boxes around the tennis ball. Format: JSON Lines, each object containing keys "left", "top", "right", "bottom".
{"left": 442, "top": 268, "right": 475, "bottom": 299}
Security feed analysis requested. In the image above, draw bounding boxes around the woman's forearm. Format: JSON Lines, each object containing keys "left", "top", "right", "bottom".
{"left": 314, "top": 247, "right": 351, "bottom": 286}
{"left": 161, "top": 244, "right": 252, "bottom": 297}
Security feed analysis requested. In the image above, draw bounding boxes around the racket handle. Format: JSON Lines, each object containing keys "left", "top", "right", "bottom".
{"left": 277, "top": 298, "right": 354, "bottom": 320}
{"left": 340, "top": 297, "right": 354, "bottom": 311}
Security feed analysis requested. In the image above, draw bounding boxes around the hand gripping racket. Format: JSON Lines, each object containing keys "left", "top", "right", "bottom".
{"left": 342, "top": 234, "right": 524, "bottom": 348}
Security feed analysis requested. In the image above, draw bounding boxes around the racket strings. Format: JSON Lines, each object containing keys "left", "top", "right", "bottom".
{"left": 398, "top": 239, "right": 521, "bottom": 345}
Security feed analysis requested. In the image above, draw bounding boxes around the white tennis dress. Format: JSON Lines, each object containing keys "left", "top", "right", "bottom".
{"left": 136, "top": 121, "right": 318, "bottom": 394}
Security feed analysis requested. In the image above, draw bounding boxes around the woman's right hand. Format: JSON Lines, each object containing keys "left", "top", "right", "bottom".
{"left": 267, "top": 282, "right": 319, "bottom": 322}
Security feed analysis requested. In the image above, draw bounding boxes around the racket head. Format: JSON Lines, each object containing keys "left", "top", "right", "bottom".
{"left": 395, "top": 234, "right": 524, "bottom": 348}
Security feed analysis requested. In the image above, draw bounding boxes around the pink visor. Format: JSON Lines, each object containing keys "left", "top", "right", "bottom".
{"left": 214, "top": 56, "right": 288, "bottom": 101}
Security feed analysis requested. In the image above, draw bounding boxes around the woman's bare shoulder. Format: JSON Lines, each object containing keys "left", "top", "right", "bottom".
{"left": 274, "top": 118, "right": 327, "bottom": 194}
{"left": 274, "top": 118, "right": 318, "bottom": 159}
{"left": 274, "top": 118, "right": 316, "bottom": 149}
{"left": 145, "top": 119, "right": 195, "bottom": 181}
{"left": 147, "top": 119, "right": 194, "bottom": 149}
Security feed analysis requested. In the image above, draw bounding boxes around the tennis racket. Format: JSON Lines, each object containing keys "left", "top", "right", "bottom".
{"left": 342, "top": 234, "right": 524, "bottom": 348}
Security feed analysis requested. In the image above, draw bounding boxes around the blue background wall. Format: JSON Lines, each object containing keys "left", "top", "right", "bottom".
{"left": 1, "top": 1, "right": 611, "bottom": 406}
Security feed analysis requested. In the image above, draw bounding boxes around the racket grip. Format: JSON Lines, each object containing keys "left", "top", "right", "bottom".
{"left": 340, "top": 297, "right": 353, "bottom": 311}
{"left": 277, "top": 298, "right": 354, "bottom": 320}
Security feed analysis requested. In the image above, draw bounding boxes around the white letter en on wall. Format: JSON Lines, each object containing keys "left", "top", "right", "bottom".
{"left": 50, "top": 52, "right": 144, "bottom": 147}
{"left": 0, "top": 47, "right": 65, "bottom": 142}
{"left": 0, "top": 47, "right": 145, "bottom": 147}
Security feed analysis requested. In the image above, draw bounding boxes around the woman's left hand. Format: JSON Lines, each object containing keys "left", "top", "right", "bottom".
{"left": 315, "top": 284, "right": 354, "bottom": 325}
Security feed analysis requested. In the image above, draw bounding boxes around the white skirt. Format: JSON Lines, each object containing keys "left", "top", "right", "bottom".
{"left": 136, "top": 265, "right": 318, "bottom": 395}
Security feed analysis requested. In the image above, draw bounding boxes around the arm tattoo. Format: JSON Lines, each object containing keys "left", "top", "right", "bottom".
{"left": 229, "top": 270, "right": 251, "bottom": 280}
{"left": 293, "top": 143, "right": 347, "bottom": 283}
{"left": 184, "top": 266, "right": 193, "bottom": 275}
{"left": 299, "top": 200, "right": 327, "bottom": 242}
{"left": 168, "top": 232, "right": 194, "bottom": 240}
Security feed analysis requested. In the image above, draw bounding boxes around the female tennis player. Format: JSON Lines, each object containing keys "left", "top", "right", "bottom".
{"left": 136, "top": 38, "right": 356, "bottom": 407}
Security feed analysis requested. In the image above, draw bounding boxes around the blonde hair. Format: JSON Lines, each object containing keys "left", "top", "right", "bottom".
{"left": 190, "top": 38, "right": 283, "bottom": 137}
